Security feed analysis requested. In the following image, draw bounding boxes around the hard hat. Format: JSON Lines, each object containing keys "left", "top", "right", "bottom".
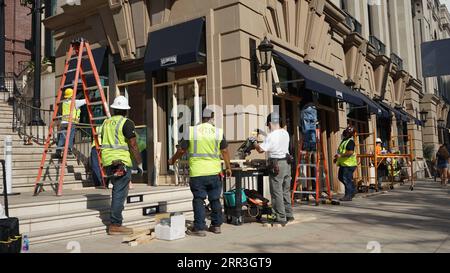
{"left": 202, "top": 107, "right": 215, "bottom": 118}
{"left": 64, "top": 88, "right": 74, "bottom": 99}
{"left": 376, "top": 138, "right": 382, "bottom": 143}
{"left": 110, "top": 96, "right": 131, "bottom": 110}
{"left": 266, "top": 112, "right": 280, "bottom": 125}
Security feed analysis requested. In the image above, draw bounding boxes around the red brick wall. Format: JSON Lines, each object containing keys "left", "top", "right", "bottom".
{"left": 4, "top": 1, "right": 32, "bottom": 76}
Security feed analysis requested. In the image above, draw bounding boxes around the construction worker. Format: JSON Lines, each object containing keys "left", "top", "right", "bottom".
{"left": 56, "top": 88, "right": 86, "bottom": 158}
{"left": 168, "top": 108, "right": 232, "bottom": 237}
{"left": 251, "top": 112, "right": 294, "bottom": 226}
{"left": 375, "top": 138, "right": 387, "bottom": 191}
{"left": 334, "top": 126, "right": 357, "bottom": 201}
{"left": 386, "top": 157, "right": 401, "bottom": 182}
{"left": 102, "top": 96, "right": 143, "bottom": 235}
{"left": 90, "top": 125, "right": 102, "bottom": 187}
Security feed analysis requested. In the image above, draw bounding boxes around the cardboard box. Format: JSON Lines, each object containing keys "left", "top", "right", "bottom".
{"left": 155, "top": 213, "right": 186, "bottom": 241}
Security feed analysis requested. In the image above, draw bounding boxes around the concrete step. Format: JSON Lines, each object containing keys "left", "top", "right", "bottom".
{"left": 10, "top": 186, "right": 191, "bottom": 217}
{"left": 9, "top": 158, "right": 81, "bottom": 168}
{"left": 3, "top": 170, "right": 88, "bottom": 184}
{"left": 30, "top": 209, "right": 194, "bottom": 245}
{"left": 6, "top": 186, "right": 193, "bottom": 244}
{"left": 12, "top": 179, "right": 95, "bottom": 193}
{"left": 21, "top": 197, "right": 192, "bottom": 236}
{"left": 0, "top": 164, "right": 86, "bottom": 177}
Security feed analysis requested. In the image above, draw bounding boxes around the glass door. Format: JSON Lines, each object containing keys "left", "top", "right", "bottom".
{"left": 154, "top": 77, "right": 207, "bottom": 181}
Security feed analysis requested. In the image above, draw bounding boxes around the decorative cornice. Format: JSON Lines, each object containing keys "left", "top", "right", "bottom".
{"left": 323, "top": 1, "right": 350, "bottom": 38}
{"left": 44, "top": 0, "right": 107, "bottom": 30}
{"left": 343, "top": 33, "right": 365, "bottom": 51}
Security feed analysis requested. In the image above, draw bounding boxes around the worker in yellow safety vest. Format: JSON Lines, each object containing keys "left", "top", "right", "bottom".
{"left": 168, "top": 108, "right": 232, "bottom": 237}
{"left": 387, "top": 157, "right": 401, "bottom": 180}
{"left": 334, "top": 125, "right": 357, "bottom": 201}
{"left": 101, "top": 96, "right": 143, "bottom": 236}
{"left": 56, "top": 88, "right": 86, "bottom": 158}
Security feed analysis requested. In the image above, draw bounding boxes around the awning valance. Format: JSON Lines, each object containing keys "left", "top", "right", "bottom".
{"left": 144, "top": 17, "right": 206, "bottom": 72}
{"left": 273, "top": 51, "right": 364, "bottom": 106}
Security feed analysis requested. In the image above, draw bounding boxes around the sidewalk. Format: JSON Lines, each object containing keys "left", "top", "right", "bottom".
{"left": 29, "top": 180, "right": 450, "bottom": 253}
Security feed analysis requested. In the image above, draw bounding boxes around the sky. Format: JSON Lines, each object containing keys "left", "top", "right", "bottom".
{"left": 442, "top": 0, "right": 450, "bottom": 10}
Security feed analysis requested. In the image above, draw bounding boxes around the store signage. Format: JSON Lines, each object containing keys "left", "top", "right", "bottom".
{"left": 336, "top": 90, "right": 343, "bottom": 99}
{"left": 161, "top": 55, "right": 178, "bottom": 67}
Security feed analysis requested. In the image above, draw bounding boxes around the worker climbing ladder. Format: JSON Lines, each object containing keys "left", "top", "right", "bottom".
{"left": 291, "top": 126, "right": 338, "bottom": 206}
{"left": 34, "top": 38, "right": 111, "bottom": 196}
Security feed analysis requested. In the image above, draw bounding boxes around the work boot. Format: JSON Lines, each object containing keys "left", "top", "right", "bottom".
{"left": 287, "top": 216, "right": 295, "bottom": 222}
{"left": 108, "top": 224, "right": 133, "bottom": 235}
{"left": 186, "top": 228, "right": 206, "bottom": 237}
{"left": 208, "top": 225, "right": 221, "bottom": 234}
{"left": 339, "top": 196, "right": 352, "bottom": 202}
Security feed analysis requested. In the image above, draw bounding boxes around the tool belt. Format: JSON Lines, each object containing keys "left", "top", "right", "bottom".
{"left": 267, "top": 158, "right": 280, "bottom": 176}
{"left": 111, "top": 160, "right": 127, "bottom": 178}
{"left": 268, "top": 154, "right": 293, "bottom": 176}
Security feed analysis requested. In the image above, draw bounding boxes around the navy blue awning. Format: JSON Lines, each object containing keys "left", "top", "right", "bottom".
{"left": 395, "top": 107, "right": 424, "bottom": 126}
{"left": 378, "top": 101, "right": 410, "bottom": 122}
{"left": 356, "top": 92, "right": 389, "bottom": 117}
{"left": 144, "top": 18, "right": 206, "bottom": 72}
{"left": 274, "top": 51, "right": 364, "bottom": 106}
{"left": 65, "top": 46, "right": 107, "bottom": 88}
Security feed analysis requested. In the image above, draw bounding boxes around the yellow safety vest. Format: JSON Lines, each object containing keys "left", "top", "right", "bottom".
{"left": 100, "top": 115, "right": 132, "bottom": 167}
{"left": 62, "top": 100, "right": 81, "bottom": 123}
{"left": 188, "top": 123, "right": 223, "bottom": 177}
{"left": 387, "top": 158, "right": 400, "bottom": 177}
{"left": 337, "top": 138, "right": 357, "bottom": 167}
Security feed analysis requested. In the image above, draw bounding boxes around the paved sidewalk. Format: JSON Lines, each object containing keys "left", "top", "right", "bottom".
{"left": 29, "top": 180, "right": 449, "bottom": 253}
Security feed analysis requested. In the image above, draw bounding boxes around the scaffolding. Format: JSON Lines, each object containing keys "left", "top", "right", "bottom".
{"left": 355, "top": 120, "right": 415, "bottom": 192}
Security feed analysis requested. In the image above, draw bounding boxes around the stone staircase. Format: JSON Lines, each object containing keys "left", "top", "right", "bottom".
{"left": 0, "top": 99, "right": 193, "bottom": 245}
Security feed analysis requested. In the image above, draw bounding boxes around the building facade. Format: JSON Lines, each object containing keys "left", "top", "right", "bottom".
{"left": 3, "top": 1, "right": 32, "bottom": 86}
{"left": 43, "top": 0, "right": 450, "bottom": 190}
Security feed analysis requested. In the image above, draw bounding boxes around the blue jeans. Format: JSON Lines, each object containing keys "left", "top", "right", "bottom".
{"left": 90, "top": 147, "right": 102, "bottom": 186}
{"left": 57, "top": 124, "right": 76, "bottom": 149}
{"left": 107, "top": 165, "right": 131, "bottom": 225}
{"left": 189, "top": 175, "right": 223, "bottom": 230}
{"left": 338, "top": 166, "right": 356, "bottom": 197}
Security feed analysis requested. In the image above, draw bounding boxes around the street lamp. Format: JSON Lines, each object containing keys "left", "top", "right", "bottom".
{"left": 0, "top": 0, "right": 5, "bottom": 93}
{"left": 438, "top": 119, "right": 446, "bottom": 128}
{"left": 20, "top": 0, "right": 45, "bottom": 125}
{"left": 258, "top": 37, "right": 273, "bottom": 72}
{"left": 419, "top": 110, "right": 428, "bottom": 124}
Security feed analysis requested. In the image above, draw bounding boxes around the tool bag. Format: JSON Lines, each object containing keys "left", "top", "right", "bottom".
{"left": 223, "top": 189, "right": 247, "bottom": 208}
{"left": 0, "top": 160, "right": 22, "bottom": 253}
{"left": 244, "top": 189, "right": 269, "bottom": 207}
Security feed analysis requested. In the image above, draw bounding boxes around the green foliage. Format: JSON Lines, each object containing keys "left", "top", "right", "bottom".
{"left": 423, "top": 144, "right": 435, "bottom": 161}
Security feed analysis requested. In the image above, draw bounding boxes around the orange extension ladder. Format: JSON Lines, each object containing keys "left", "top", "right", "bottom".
{"left": 34, "top": 38, "right": 111, "bottom": 196}
{"left": 291, "top": 126, "right": 338, "bottom": 206}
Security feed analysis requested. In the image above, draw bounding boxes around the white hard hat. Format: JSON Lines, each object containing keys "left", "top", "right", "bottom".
{"left": 376, "top": 138, "right": 382, "bottom": 143}
{"left": 110, "top": 96, "right": 130, "bottom": 110}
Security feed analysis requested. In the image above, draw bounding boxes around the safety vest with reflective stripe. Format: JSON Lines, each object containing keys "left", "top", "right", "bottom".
{"left": 387, "top": 158, "right": 400, "bottom": 177}
{"left": 62, "top": 100, "right": 81, "bottom": 123}
{"left": 100, "top": 115, "right": 132, "bottom": 167}
{"left": 188, "top": 123, "right": 223, "bottom": 177}
{"left": 337, "top": 138, "right": 357, "bottom": 167}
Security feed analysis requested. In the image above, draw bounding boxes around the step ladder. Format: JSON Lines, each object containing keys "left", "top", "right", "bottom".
{"left": 34, "top": 38, "right": 111, "bottom": 196}
{"left": 291, "top": 126, "right": 338, "bottom": 206}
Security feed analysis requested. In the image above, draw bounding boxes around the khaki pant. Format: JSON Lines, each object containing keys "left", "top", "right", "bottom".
{"left": 269, "top": 160, "right": 293, "bottom": 222}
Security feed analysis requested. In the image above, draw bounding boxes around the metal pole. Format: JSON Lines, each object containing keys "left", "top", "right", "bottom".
{"left": 31, "top": 0, "right": 44, "bottom": 125}
{"left": 0, "top": 0, "right": 6, "bottom": 92}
